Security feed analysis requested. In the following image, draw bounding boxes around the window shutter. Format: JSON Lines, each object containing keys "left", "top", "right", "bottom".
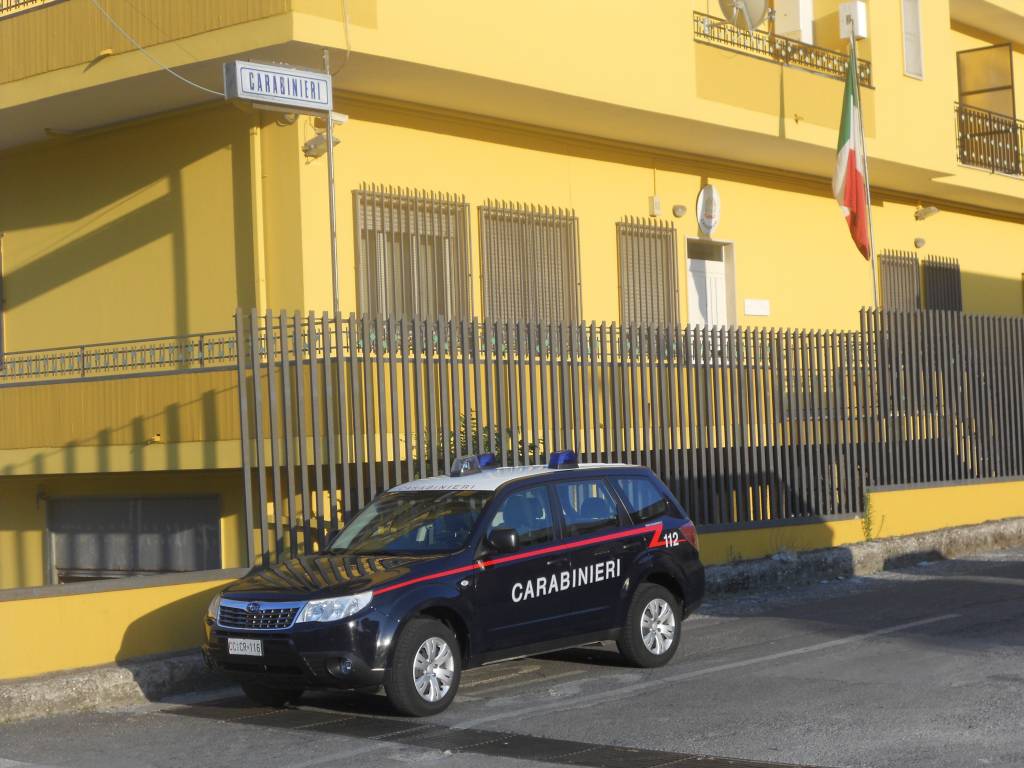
{"left": 902, "top": 0, "right": 924, "bottom": 78}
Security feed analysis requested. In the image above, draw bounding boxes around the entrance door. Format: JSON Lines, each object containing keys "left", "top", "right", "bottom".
{"left": 686, "top": 240, "right": 730, "bottom": 327}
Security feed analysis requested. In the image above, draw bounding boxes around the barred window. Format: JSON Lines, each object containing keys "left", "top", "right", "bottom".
{"left": 879, "top": 250, "right": 921, "bottom": 310}
{"left": 354, "top": 185, "right": 472, "bottom": 319}
{"left": 617, "top": 218, "right": 679, "bottom": 326}
{"left": 923, "top": 255, "right": 963, "bottom": 311}
{"left": 479, "top": 202, "right": 581, "bottom": 323}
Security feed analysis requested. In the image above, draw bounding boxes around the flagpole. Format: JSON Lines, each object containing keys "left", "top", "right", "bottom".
{"left": 849, "top": 18, "right": 879, "bottom": 308}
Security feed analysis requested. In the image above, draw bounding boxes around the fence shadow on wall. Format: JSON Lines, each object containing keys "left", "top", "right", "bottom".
{"left": 234, "top": 310, "right": 1024, "bottom": 566}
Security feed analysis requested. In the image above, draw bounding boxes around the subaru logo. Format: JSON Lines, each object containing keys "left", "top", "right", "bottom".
{"left": 246, "top": 601, "right": 261, "bottom": 614}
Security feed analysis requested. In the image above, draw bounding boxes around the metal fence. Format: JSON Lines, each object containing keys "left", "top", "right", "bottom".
{"left": 0, "top": 0, "right": 62, "bottom": 17}
{"left": 0, "top": 331, "right": 237, "bottom": 385}
{"left": 956, "top": 102, "right": 1024, "bottom": 176}
{"left": 693, "top": 11, "right": 872, "bottom": 87}
{"left": 234, "top": 309, "right": 1024, "bottom": 565}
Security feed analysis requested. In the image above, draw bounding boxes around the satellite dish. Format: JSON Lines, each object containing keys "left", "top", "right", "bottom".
{"left": 718, "top": 0, "right": 769, "bottom": 31}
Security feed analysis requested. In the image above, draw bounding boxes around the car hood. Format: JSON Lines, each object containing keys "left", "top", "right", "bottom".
{"left": 221, "top": 552, "right": 450, "bottom": 600}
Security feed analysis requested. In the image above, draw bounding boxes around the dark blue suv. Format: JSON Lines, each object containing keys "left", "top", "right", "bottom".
{"left": 203, "top": 451, "right": 704, "bottom": 716}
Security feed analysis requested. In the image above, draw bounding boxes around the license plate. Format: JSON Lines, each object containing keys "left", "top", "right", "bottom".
{"left": 227, "top": 638, "right": 263, "bottom": 657}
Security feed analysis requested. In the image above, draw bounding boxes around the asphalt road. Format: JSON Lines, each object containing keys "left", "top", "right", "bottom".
{"left": 2, "top": 549, "right": 1023, "bottom": 768}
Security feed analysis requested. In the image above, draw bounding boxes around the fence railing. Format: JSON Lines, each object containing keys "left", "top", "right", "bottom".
{"left": 0, "top": 330, "right": 237, "bottom": 385}
{"left": 693, "top": 11, "right": 872, "bottom": 87}
{"left": 956, "top": 102, "right": 1024, "bottom": 176}
{"left": 0, "top": 0, "right": 62, "bottom": 17}
{"left": 234, "top": 309, "right": 1024, "bottom": 565}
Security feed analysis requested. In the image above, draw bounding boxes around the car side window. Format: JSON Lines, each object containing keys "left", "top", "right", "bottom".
{"left": 487, "top": 486, "right": 554, "bottom": 547}
{"left": 611, "top": 476, "right": 675, "bottom": 523}
{"left": 553, "top": 479, "right": 620, "bottom": 537}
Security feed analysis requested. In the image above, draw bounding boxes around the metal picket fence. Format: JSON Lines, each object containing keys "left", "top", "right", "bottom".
{"left": 234, "top": 309, "right": 1024, "bottom": 565}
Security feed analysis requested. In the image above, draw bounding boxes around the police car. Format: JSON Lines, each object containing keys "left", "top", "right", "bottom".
{"left": 203, "top": 451, "right": 704, "bottom": 716}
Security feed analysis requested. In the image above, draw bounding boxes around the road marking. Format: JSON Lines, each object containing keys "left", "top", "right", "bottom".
{"left": 453, "top": 613, "right": 961, "bottom": 730}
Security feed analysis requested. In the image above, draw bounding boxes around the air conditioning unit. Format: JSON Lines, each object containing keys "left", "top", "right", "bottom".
{"left": 773, "top": 0, "right": 814, "bottom": 44}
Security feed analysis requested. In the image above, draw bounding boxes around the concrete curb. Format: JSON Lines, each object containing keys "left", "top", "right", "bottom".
{"left": 2, "top": 515, "right": 1022, "bottom": 725}
{"left": 705, "top": 516, "right": 1024, "bottom": 595}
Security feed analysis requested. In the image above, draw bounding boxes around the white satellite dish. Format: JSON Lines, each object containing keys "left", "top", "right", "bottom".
{"left": 718, "top": 0, "right": 769, "bottom": 31}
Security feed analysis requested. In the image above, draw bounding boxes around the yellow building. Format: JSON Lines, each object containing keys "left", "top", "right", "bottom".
{"left": 2, "top": 0, "right": 1024, "bottom": 601}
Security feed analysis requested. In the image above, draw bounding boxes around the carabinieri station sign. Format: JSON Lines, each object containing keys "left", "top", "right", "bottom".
{"left": 224, "top": 60, "right": 333, "bottom": 113}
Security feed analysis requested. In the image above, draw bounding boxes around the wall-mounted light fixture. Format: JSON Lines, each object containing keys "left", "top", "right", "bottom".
{"left": 302, "top": 132, "right": 341, "bottom": 158}
{"left": 672, "top": 204, "right": 687, "bottom": 218}
{"left": 914, "top": 205, "right": 940, "bottom": 221}
{"left": 914, "top": 238, "right": 926, "bottom": 249}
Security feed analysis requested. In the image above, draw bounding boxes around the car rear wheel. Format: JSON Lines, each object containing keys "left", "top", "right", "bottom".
{"left": 240, "top": 682, "right": 303, "bottom": 708}
{"left": 617, "top": 583, "right": 680, "bottom": 668}
{"left": 384, "top": 617, "right": 461, "bottom": 717}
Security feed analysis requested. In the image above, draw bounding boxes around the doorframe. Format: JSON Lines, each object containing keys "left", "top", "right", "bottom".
{"left": 684, "top": 236, "right": 738, "bottom": 327}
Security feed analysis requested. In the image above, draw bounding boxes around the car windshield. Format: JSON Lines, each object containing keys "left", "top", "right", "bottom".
{"left": 328, "top": 490, "right": 493, "bottom": 556}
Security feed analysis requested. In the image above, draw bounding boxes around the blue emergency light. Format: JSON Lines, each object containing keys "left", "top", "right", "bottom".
{"left": 449, "top": 452, "right": 498, "bottom": 477}
{"left": 547, "top": 450, "right": 579, "bottom": 469}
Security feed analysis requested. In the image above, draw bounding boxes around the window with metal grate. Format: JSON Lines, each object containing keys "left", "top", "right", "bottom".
{"left": 353, "top": 185, "right": 472, "bottom": 319}
{"left": 923, "top": 255, "right": 963, "bottom": 311}
{"left": 479, "top": 201, "right": 581, "bottom": 323}
{"left": 617, "top": 218, "right": 679, "bottom": 327}
{"left": 879, "top": 250, "right": 922, "bottom": 311}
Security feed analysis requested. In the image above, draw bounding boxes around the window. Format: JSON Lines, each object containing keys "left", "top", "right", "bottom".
{"left": 354, "top": 185, "right": 472, "bottom": 319}
{"left": 47, "top": 497, "right": 221, "bottom": 583}
{"left": 685, "top": 239, "right": 732, "bottom": 327}
{"left": 901, "top": 0, "right": 923, "bottom": 79}
{"left": 922, "top": 256, "right": 963, "bottom": 311}
{"left": 611, "top": 476, "right": 677, "bottom": 523}
{"left": 879, "top": 251, "right": 921, "bottom": 311}
{"left": 479, "top": 201, "right": 581, "bottom": 323}
{"left": 487, "top": 486, "right": 554, "bottom": 547}
{"left": 617, "top": 218, "right": 679, "bottom": 327}
{"left": 553, "top": 479, "right": 620, "bottom": 537}
{"left": 330, "top": 490, "right": 491, "bottom": 555}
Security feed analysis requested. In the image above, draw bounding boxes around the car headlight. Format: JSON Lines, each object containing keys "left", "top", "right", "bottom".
{"left": 207, "top": 594, "right": 221, "bottom": 620}
{"left": 296, "top": 592, "right": 373, "bottom": 623}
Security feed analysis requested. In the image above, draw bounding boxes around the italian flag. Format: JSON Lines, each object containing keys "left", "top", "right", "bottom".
{"left": 833, "top": 53, "right": 871, "bottom": 261}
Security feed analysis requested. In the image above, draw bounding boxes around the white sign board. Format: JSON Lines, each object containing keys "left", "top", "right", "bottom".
{"left": 744, "top": 298, "right": 771, "bottom": 317}
{"left": 696, "top": 184, "right": 721, "bottom": 236}
{"left": 224, "top": 61, "right": 333, "bottom": 112}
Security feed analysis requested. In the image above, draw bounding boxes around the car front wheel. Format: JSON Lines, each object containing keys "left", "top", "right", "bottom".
{"left": 384, "top": 617, "right": 461, "bottom": 716}
{"left": 617, "top": 583, "right": 681, "bottom": 668}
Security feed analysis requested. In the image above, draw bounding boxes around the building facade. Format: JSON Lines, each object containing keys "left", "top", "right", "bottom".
{"left": 2, "top": 0, "right": 1024, "bottom": 590}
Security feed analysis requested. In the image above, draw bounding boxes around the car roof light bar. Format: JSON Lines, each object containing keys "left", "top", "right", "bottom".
{"left": 449, "top": 453, "right": 498, "bottom": 477}
{"left": 547, "top": 450, "right": 578, "bottom": 469}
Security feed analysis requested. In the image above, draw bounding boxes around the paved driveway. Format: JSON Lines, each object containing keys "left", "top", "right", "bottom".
{"left": 2, "top": 549, "right": 1022, "bottom": 768}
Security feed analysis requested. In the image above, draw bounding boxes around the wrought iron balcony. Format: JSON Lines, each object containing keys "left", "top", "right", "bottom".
{"left": 0, "top": 330, "right": 237, "bottom": 385}
{"left": 955, "top": 102, "right": 1024, "bottom": 177}
{"left": 693, "top": 11, "right": 872, "bottom": 88}
{"left": 0, "top": 0, "right": 62, "bottom": 17}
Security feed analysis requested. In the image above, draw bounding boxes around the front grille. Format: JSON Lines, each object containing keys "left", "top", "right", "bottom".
{"left": 218, "top": 603, "right": 301, "bottom": 630}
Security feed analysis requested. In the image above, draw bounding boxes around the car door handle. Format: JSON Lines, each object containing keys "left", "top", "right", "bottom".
{"left": 546, "top": 556, "right": 571, "bottom": 568}
{"left": 620, "top": 540, "right": 644, "bottom": 553}
{"left": 593, "top": 548, "right": 613, "bottom": 557}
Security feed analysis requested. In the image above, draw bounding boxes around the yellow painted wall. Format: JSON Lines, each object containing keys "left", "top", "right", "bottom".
{"left": 0, "top": 103, "right": 258, "bottom": 350}
{"left": 323, "top": 99, "right": 1024, "bottom": 329}
{"left": 0, "top": 577, "right": 230, "bottom": 680}
{"left": 0, "top": 471, "right": 247, "bottom": 590}
{"left": 699, "top": 479, "right": 1024, "bottom": 565}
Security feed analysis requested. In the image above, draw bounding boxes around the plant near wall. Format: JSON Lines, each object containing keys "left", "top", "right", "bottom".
{"left": 861, "top": 491, "right": 876, "bottom": 542}
{"left": 416, "top": 416, "right": 544, "bottom": 479}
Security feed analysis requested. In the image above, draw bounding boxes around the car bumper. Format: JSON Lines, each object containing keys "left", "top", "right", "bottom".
{"left": 203, "top": 611, "right": 392, "bottom": 690}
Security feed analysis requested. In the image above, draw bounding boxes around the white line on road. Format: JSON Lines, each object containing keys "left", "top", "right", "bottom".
{"left": 452, "top": 612, "right": 961, "bottom": 730}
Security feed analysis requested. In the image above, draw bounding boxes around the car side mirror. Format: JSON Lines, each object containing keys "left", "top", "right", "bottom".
{"left": 487, "top": 528, "right": 519, "bottom": 554}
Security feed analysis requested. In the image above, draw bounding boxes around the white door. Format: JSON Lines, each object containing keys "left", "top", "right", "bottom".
{"left": 686, "top": 250, "right": 728, "bottom": 327}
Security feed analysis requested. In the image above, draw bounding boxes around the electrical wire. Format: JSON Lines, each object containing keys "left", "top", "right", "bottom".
{"left": 87, "top": 0, "right": 224, "bottom": 97}
{"left": 331, "top": 0, "right": 352, "bottom": 75}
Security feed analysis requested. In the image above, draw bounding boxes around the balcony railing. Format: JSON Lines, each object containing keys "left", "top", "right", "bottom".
{"left": 0, "top": 330, "right": 237, "bottom": 386}
{"left": 955, "top": 102, "right": 1024, "bottom": 177}
{"left": 693, "top": 11, "right": 872, "bottom": 87}
{"left": 0, "top": 0, "right": 63, "bottom": 18}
